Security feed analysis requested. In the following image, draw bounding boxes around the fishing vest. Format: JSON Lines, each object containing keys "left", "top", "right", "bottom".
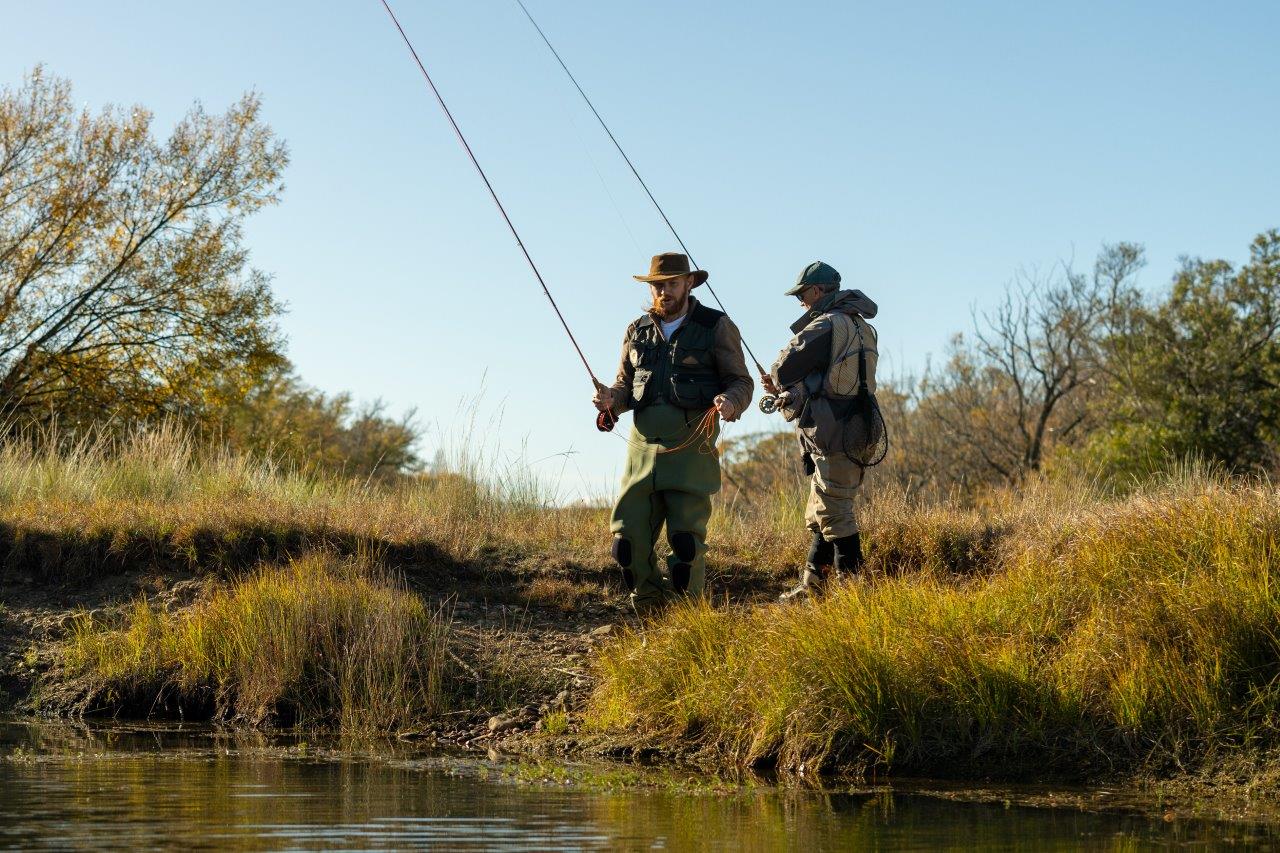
{"left": 628, "top": 303, "right": 725, "bottom": 412}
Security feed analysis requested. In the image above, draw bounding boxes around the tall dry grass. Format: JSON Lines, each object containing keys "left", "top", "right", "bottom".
{"left": 589, "top": 468, "right": 1280, "bottom": 779}
{"left": 0, "top": 424, "right": 605, "bottom": 577}
{"left": 0, "top": 424, "right": 818, "bottom": 582}
{"left": 64, "top": 554, "right": 450, "bottom": 731}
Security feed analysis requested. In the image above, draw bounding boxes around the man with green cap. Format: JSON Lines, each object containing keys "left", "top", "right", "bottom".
{"left": 762, "top": 261, "right": 879, "bottom": 600}
{"left": 592, "top": 252, "right": 753, "bottom": 613}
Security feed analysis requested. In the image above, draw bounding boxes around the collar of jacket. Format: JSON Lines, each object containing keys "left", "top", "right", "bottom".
{"left": 790, "top": 289, "right": 842, "bottom": 334}
{"left": 789, "top": 288, "right": 878, "bottom": 334}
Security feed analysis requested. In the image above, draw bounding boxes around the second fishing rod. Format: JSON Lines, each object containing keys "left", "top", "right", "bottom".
{"left": 380, "top": 0, "right": 728, "bottom": 444}
{"left": 514, "top": 0, "right": 769, "bottom": 378}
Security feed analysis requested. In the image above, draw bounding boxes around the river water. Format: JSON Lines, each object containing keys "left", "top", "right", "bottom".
{"left": 0, "top": 722, "right": 1274, "bottom": 851}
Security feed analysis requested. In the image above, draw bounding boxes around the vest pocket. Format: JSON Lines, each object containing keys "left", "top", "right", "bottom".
{"left": 672, "top": 342, "right": 712, "bottom": 367}
{"left": 671, "top": 374, "right": 719, "bottom": 410}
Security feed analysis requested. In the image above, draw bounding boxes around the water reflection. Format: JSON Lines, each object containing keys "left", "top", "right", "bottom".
{"left": 0, "top": 722, "right": 1273, "bottom": 851}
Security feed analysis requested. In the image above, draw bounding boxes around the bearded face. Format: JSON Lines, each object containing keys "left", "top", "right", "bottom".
{"left": 648, "top": 275, "right": 694, "bottom": 320}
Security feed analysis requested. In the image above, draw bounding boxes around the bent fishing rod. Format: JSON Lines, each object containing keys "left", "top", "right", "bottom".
{"left": 378, "top": 0, "right": 615, "bottom": 430}
{"left": 514, "top": 0, "right": 768, "bottom": 377}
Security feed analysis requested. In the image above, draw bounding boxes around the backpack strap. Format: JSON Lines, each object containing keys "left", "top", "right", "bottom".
{"left": 852, "top": 319, "right": 870, "bottom": 396}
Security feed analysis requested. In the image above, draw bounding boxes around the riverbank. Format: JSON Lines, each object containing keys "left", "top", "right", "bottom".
{"left": 590, "top": 472, "right": 1280, "bottom": 793}
{"left": 6, "top": 433, "right": 1280, "bottom": 810}
{"left": 0, "top": 430, "right": 792, "bottom": 749}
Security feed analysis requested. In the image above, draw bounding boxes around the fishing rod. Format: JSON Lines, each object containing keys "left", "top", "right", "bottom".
{"left": 514, "top": 0, "right": 769, "bottom": 377}
{"left": 377, "top": 0, "right": 611, "bottom": 416}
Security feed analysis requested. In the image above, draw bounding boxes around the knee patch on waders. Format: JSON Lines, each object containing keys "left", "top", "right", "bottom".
{"left": 612, "top": 537, "right": 636, "bottom": 591}
{"left": 833, "top": 533, "right": 863, "bottom": 574}
{"left": 671, "top": 562, "right": 692, "bottom": 593}
{"left": 807, "top": 530, "right": 834, "bottom": 568}
{"left": 670, "top": 531, "right": 698, "bottom": 563}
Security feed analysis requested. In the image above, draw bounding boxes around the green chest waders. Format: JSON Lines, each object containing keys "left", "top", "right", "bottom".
{"left": 609, "top": 402, "right": 721, "bottom": 611}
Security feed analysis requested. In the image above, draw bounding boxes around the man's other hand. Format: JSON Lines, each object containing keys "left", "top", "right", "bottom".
{"left": 714, "top": 394, "right": 739, "bottom": 422}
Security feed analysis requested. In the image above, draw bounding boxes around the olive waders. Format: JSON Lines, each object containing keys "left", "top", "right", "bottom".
{"left": 609, "top": 403, "right": 720, "bottom": 611}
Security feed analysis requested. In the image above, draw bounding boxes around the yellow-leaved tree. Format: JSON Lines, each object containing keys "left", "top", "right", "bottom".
{"left": 0, "top": 66, "right": 288, "bottom": 430}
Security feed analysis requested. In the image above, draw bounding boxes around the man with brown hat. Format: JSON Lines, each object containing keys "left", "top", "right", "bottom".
{"left": 592, "top": 252, "right": 753, "bottom": 613}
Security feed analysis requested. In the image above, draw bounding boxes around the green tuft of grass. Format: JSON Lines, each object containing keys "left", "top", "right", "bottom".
{"left": 541, "top": 710, "right": 569, "bottom": 737}
{"left": 65, "top": 554, "right": 451, "bottom": 732}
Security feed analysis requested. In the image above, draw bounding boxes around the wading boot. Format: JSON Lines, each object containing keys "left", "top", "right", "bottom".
{"left": 832, "top": 533, "right": 864, "bottom": 578}
{"left": 779, "top": 564, "right": 832, "bottom": 602}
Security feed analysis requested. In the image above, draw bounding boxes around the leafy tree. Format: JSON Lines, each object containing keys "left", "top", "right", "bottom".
{"left": 215, "top": 368, "right": 421, "bottom": 480}
{"left": 0, "top": 67, "right": 288, "bottom": 429}
{"left": 1086, "top": 230, "right": 1280, "bottom": 474}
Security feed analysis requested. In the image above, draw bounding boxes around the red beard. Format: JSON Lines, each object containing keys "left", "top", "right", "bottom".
{"left": 651, "top": 292, "right": 688, "bottom": 320}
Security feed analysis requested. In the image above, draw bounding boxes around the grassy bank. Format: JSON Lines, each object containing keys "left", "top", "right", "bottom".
{"left": 22, "top": 427, "right": 1280, "bottom": 787}
{"left": 64, "top": 555, "right": 450, "bottom": 731}
{"left": 589, "top": 472, "right": 1280, "bottom": 781}
{"left": 0, "top": 426, "right": 804, "bottom": 735}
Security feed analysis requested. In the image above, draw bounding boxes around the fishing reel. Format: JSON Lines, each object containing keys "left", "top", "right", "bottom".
{"left": 758, "top": 392, "right": 790, "bottom": 415}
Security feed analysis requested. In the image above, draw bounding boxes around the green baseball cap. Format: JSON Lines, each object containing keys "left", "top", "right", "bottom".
{"left": 784, "top": 260, "right": 841, "bottom": 296}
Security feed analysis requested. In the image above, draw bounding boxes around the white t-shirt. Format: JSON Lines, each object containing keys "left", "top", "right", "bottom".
{"left": 659, "top": 311, "right": 687, "bottom": 339}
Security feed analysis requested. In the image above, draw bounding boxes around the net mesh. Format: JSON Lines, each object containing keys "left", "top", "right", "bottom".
{"left": 840, "top": 392, "right": 889, "bottom": 467}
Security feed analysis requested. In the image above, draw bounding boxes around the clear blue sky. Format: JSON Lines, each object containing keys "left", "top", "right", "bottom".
{"left": 3, "top": 1, "right": 1277, "bottom": 499}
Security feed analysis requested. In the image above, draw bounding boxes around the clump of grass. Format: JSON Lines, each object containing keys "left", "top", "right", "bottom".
{"left": 65, "top": 554, "right": 451, "bottom": 732}
{"left": 520, "top": 576, "right": 602, "bottom": 611}
{"left": 588, "top": 472, "right": 1280, "bottom": 780}
{"left": 541, "top": 710, "right": 569, "bottom": 737}
{"left": 465, "top": 611, "right": 548, "bottom": 710}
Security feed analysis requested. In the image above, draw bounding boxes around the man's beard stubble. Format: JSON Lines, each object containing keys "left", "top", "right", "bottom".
{"left": 650, "top": 292, "right": 688, "bottom": 321}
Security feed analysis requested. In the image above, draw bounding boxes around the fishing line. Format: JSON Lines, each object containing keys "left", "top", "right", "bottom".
{"left": 567, "top": 111, "right": 643, "bottom": 255}
{"left": 378, "top": 0, "right": 604, "bottom": 393}
{"left": 514, "top": 0, "right": 769, "bottom": 376}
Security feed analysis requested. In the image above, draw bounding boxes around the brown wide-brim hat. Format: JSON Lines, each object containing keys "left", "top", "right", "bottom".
{"left": 632, "top": 252, "right": 709, "bottom": 287}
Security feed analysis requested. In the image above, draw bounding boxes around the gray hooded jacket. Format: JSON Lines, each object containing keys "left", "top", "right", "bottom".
{"left": 770, "top": 288, "right": 879, "bottom": 448}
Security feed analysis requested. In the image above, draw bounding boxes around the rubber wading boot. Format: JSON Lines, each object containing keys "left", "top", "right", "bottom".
{"left": 832, "top": 533, "right": 864, "bottom": 575}
{"left": 779, "top": 564, "right": 831, "bottom": 602}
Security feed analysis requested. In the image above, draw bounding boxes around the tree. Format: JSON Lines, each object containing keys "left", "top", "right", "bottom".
{"left": 0, "top": 67, "right": 288, "bottom": 429}
{"left": 214, "top": 368, "right": 421, "bottom": 480}
{"left": 1086, "top": 230, "right": 1280, "bottom": 474}
{"left": 918, "top": 245, "right": 1143, "bottom": 486}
